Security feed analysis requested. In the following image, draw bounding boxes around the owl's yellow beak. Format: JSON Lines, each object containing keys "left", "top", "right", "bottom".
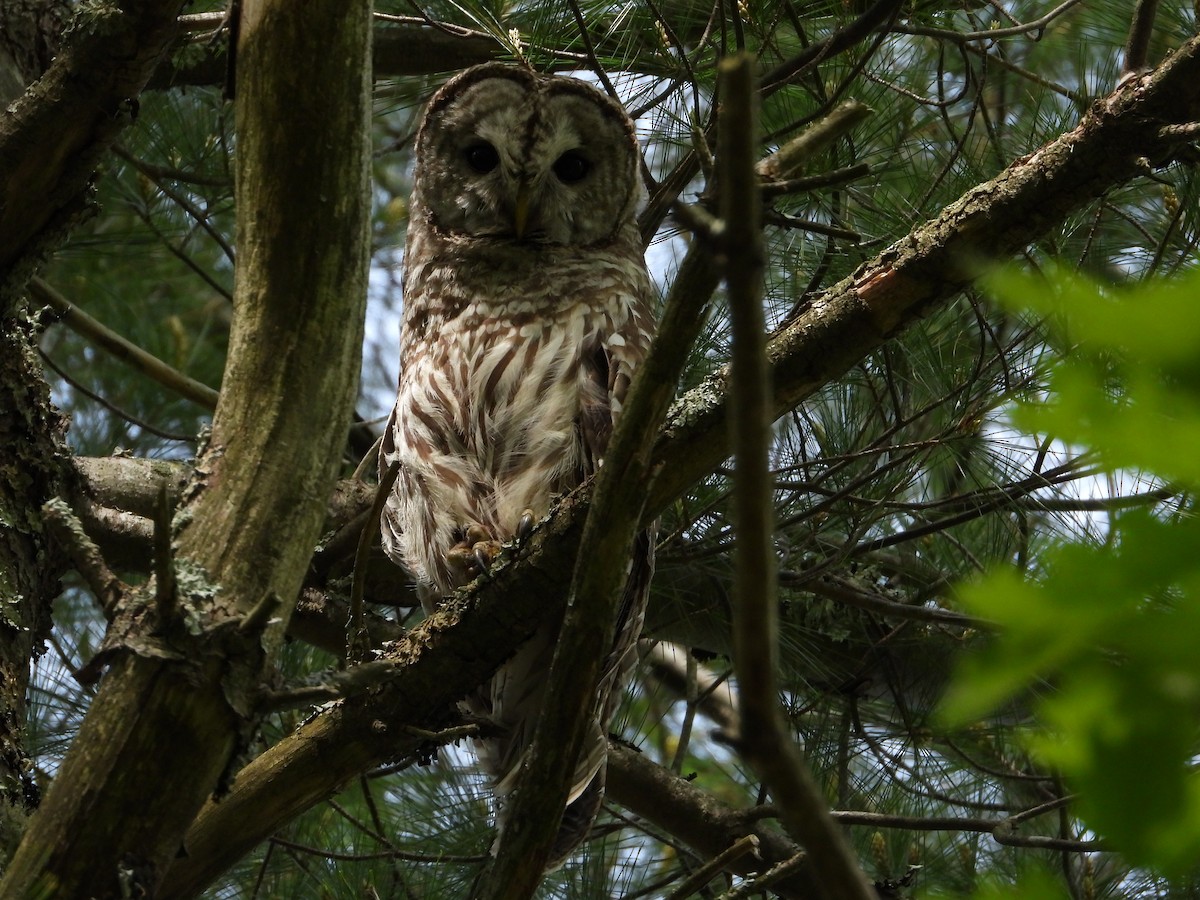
{"left": 513, "top": 183, "right": 531, "bottom": 239}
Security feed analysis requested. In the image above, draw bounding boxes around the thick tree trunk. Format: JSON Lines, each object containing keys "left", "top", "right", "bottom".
{"left": 0, "top": 0, "right": 372, "bottom": 895}
{"left": 0, "top": 324, "right": 69, "bottom": 865}
{"left": 0, "top": 0, "right": 80, "bottom": 866}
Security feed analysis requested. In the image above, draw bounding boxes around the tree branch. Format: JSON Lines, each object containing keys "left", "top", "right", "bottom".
{"left": 33, "top": 277, "right": 220, "bottom": 408}
{"left": 647, "top": 31, "right": 1200, "bottom": 516}
{"left": 721, "top": 53, "right": 874, "bottom": 900}
{"left": 606, "top": 742, "right": 815, "bottom": 898}
{"left": 0, "top": 0, "right": 188, "bottom": 306}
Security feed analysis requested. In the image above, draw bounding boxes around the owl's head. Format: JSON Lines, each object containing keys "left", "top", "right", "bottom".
{"left": 411, "top": 64, "right": 643, "bottom": 247}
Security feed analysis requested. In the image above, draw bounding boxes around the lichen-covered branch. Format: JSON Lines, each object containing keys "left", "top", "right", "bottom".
{"left": 721, "top": 53, "right": 874, "bottom": 900}
{"left": 649, "top": 32, "right": 1200, "bottom": 514}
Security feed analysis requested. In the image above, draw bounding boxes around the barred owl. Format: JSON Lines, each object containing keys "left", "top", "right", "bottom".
{"left": 379, "top": 63, "right": 656, "bottom": 865}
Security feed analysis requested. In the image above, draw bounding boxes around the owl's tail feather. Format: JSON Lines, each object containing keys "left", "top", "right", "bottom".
{"left": 483, "top": 529, "right": 655, "bottom": 868}
{"left": 547, "top": 769, "right": 605, "bottom": 870}
{"left": 490, "top": 718, "right": 608, "bottom": 865}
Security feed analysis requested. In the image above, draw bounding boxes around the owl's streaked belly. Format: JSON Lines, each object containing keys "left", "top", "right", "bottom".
{"left": 389, "top": 294, "right": 625, "bottom": 592}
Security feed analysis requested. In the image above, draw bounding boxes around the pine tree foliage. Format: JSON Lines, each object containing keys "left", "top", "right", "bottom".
{"left": 2, "top": 0, "right": 1200, "bottom": 896}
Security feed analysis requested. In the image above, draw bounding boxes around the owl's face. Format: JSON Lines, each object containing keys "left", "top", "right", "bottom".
{"left": 412, "top": 64, "right": 642, "bottom": 248}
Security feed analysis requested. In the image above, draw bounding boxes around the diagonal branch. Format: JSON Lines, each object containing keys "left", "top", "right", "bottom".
{"left": 159, "top": 32, "right": 1200, "bottom": 896}
{"left": 721, "top": 53, "right": 874, "bottom": 900}
{"left": 0, "top": 0, "right": 188, "bottom": 306}
{"left": 648, "top": 31, "right": 1200, "bottom": 516}
{"left": 606, "top": 742, "right": 816, "bottom": 898}
{"left": 32, "top": 277, "right": 220, "bottom": 409}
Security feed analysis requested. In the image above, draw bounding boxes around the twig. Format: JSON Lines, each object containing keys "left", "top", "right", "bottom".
{"left": 796, "top": 573, "right": 986, "bottom": 628}
{"left": 714, "top": 852, "right": 807, "bottom": 900}
{"left": 399, "top": 722, "right": 479, "bottom": 742}
{"left": 720, "top": 53, "right": 875, "bottom": 900}
{"left": 671, "top": 200, "right": 724, "bottom": 242}
{"left": 760, "top": 0, "right": 904, "bottom": 95}
{"left": 111, "top": 144, "right": 236, "bottom": 262}
{"left": 606, "top": 743, "right": 817, "bottom": 897}
{"left": 889, "top": 0, "right": 1086, "bottom": 44}
{"left": 41, "top": 498, "right": 125, "bottom": 615}
{"left": 829, "top": 808, "right": 1103, "bottom": 852}
{"left": 564, "top": 0, "right": 619, "bottom": 100}
{"left": 347, "top": 461, "right": 400, "bottom": 665}
{"left": 38, "top": 350, "right": 196, "bottom": 442}
{"left": 764, "top": 210, "right": 861, "bottom": 242}
{"left": 268, "top": 834, "right": 486, "bottom": 864}
{"left": 665, "top": 835, "right": 759, "bottom": 900}
{"left": 108, "top": 142, "right": 229, "bottom": 188}
{"left": 668, "top": 650, "right": 699, "bottom": 774}
{"left": 760, "top": 162, "right": 872, "bottom": 197}
{"left": 257, "top": 659, "right": 403, "bottom": 712}
{"left": 755, "top": 101, "right": 873, "bottom": 181}
{"left": 645, "top": 644, "right": 739, "bottom": 736}
{"left": 32, "top": 276, "right": 220, "bottom": 409}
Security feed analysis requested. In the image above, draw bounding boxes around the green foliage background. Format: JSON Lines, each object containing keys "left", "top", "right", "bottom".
{"left": 945, "top": 267, "right": 1200, "bottom": 885}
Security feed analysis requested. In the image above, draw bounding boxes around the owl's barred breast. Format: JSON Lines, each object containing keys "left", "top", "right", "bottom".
{"left": 383, "top": 234, "right": 652, "bottom": 595}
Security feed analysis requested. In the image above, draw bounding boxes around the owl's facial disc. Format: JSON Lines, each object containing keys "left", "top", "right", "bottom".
{"left": 416, "top": 71, "right": 640, "bottom": 248}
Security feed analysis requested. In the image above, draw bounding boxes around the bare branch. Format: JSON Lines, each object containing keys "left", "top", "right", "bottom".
{"left": 32, "top": 277, "right": 220, "bottom": 409}
{"left": 721, "top": 53, "right": 875, "bottom": 900}
{"left": 665, "top": 834, "right": 759, "bottom": 899}
{"left": 755, "top": 101, "right": 873, "bottom": 182}
{"left": 42, "top": 497, "right": 124, "bottom": 615}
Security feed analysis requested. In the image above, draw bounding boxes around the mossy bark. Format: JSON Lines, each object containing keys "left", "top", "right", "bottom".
{"left": 0, "top": 319, "right": 70, "bottom": 866}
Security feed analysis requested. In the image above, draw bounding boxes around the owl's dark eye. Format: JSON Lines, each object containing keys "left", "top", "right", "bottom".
{"left": 552, "top": 150, "right": 591, "bottom": 184}
{"left": 464, "top": 141, "right": 500, "bottom": 174}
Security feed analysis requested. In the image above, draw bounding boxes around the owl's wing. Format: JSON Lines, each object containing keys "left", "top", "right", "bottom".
{"left": 578, "top": 291, "right": 655, "bottom": 474}
{"left": 543, "top": 291, "right": 656, "bottom": 864}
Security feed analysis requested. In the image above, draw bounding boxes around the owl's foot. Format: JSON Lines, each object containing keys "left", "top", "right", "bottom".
{"left": 446, "top": 524, "right": 503, "bottom": 584}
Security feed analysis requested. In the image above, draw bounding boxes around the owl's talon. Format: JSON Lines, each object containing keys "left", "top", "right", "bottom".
{"left": 473, "top": 540, "right": 502, "bottom": 578}
{"left": 516, "top": 509, "right": 535, "bottom": 542}
{"left": 445, "top": 545, "right": 476, "bottom": 582}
